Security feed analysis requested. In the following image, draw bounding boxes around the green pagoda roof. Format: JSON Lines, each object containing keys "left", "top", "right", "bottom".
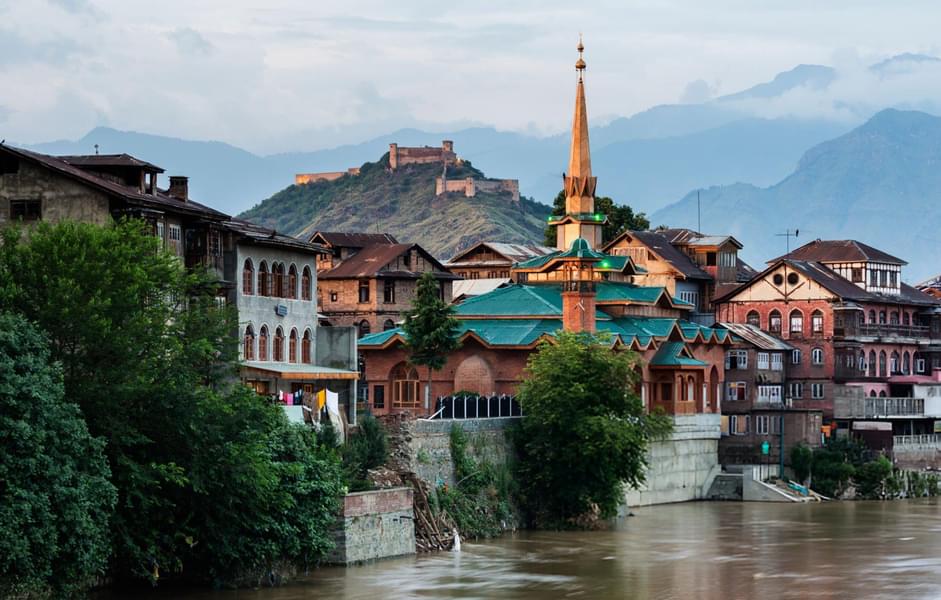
{"left": 649, "top": 341, "right": 709, "bottom": 367}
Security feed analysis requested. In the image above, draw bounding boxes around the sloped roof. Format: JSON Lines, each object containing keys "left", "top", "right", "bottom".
{"left": 452, "top": 278, "right": 511, "bottom": 300}
{"left": 0, "top": 144, "right": 228, "bottom": 220}
{"left": 446, "top": 241, "right": 555, "bottom": 266}
{"left": 718, "top": 322, "right": 793, "bottom": 351}
{"left": 772, "top": 239, "right": 906, "bottom": 265}
{"left": 455, "top": 284, "right": 611, "bottom": 320}
{"left": 606, "top": 231, "right": 712, "bottom": 281}
{"left": 59, "top": 153, "right": 165, "bottom": 172}
{"left": 222, "top": 218, "right": 328, "bottom": 255}
{"left": 309, "top": 231, "right": 398, "bottom": 248}
{"left": 649, "top": 341, "right": 709, "bottom": 367}
{"left": 657, "top": 228, "right": 743, "bottom": 249}
{"left": 318, "top": 243, "right": 454, "bottom": 279}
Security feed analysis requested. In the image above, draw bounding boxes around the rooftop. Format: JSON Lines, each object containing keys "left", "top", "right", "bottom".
{"left": 772, "top": 239, "right": 906, "bottom": 265}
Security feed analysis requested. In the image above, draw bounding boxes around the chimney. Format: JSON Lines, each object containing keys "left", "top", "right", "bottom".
{"left": 168, "top": 176, "right": 188, "bottom": 202}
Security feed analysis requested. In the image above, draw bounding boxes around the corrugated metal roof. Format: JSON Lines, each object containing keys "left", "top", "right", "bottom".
{"left": 623, "top": 231, "right": 712, "bottom": 280}
{"left": 452, "top": 278, "right": 511, "bottom": 299}
{"left": 222, "top": 218, "right": 327, "bottom": 255}
{"left": 650, "top": 341, "right": 709, "bottom": 367}
{"left": 446, "top": 241, "right": 555, "bottom": 266}
{"left": 773, "top": 239, "right": 906, "bottom": 265}
{"left": 309, "top": 232, "right": 398, "bottom": 248}
{"left": 319, "top": 243, "right": 454, "bottom": 279}
{"left": 59, "top": 153, "right": 164, "bottom": 172}
{"left": 718, "top": 322, "right": 793, "bottom": 351}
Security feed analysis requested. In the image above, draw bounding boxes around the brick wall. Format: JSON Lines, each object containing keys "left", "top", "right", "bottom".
{"left": 327, "top": 487, "right": 415, "bottom": 565}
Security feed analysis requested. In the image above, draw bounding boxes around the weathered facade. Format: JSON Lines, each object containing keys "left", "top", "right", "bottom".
{"left": 388, "top": 140, "right": 456, "bottom": 170}
{"left": 445, "top": 241, "right": 555, "bottom": 280}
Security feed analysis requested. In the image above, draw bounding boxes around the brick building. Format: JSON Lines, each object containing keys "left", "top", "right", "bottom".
{"left": 358, "top": 43, "right": 731, "bottom": 417}
{"left": 310, "top": 230, "right": 458, "bottom": 336}
{"left": 715, "top": 240, "right": 941, "bottom": 430}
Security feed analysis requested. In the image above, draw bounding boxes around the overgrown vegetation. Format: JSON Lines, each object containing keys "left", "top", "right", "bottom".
{"left": 436, "top": 425, "right": 515, "bottom": 539}
{"left": 0, "top": 221, "right": 345, "bottom": 594}
{"left": 544, "top": 190, "right": 650, "bottom": 247}
{"left": 341, "top": 416, "right": 389, "bottom": 492}
{"left": 512, "top": 332, "right": 672, "bottom": 527}
{"left": 240, "top": 155, "right": 551, "bottom": 258}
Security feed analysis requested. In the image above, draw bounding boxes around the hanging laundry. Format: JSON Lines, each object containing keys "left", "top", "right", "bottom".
{"left": 316, "top": 389, "right": 326, "bottom": 411}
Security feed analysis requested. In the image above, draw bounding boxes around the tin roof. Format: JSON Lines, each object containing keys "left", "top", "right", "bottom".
{"left": 446, "top": 241, "right": 555, "bottom": 266}
{"left": 318, "top": 243, "right": 455, "bottom": 280}
{"left": 222, "top": 218, "right": 328, "bottom": 255}
{"left": 772, "top": 239, "right": 906, "bottom": 265}
{"left": 718, "top": 322, "right": 793, "bottom": 351}
{"left": 309, "top": 231, "right": 398, "bottom": 248}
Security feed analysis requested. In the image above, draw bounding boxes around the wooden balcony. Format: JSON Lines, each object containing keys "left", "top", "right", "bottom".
{"left": 836, "top": 322, "right": 934, "bottom": 341}
{"left": 834, "top": 396, "right": 925, "bottom": 419}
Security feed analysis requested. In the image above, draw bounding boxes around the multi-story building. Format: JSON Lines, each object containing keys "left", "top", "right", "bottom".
{"left": 310, "top": 230, "right": 458, "bottom": 336}
{"left": 603, "top": 228, "right": 755, "bottom": 325}
{"left": 716, "top": 322, "right": 823, "bottom": 466}
{"left": 445, "top": 241, "right": 555, "bottom": 280}
{"left": 715, "top": 240, "right": 941, "bottom": 438}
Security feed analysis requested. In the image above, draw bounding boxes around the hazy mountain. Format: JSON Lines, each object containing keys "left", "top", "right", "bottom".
{"left": 650, "top": 109, "right": 941, "bottom": 282}
{"left": 239, "top": 155, "right": 550, "bottom": 259}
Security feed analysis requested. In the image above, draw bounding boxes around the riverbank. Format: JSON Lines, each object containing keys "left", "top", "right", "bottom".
{"left": 115, "top": 499, "right": 941, "bottom": 600}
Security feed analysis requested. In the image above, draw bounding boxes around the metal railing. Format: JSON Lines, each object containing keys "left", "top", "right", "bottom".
{"left": 894, "top": 434, "right": 941, "bottom": 449}
{"left": 835, "top": 396, "right": 925, "bottom": 419}
{"left": 839, "top": 323, "right": 933, "bottom": 339}
{"left": 431, "top": 394, "right": 522, "bottom": 420}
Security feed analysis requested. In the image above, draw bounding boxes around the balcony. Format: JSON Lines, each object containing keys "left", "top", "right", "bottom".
{"left": 836, "top": 322, "right": 935, "bottom": 341}
{"left": 894, "top": 434, "right": 941, "bottom": 449}
{"left": 834, "top": 396, "right": 925, "bottom": 419}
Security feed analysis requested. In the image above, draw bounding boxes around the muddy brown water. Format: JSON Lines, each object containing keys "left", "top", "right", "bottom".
{"left": 120, "top": 500, "right": 941, "bottom": 599}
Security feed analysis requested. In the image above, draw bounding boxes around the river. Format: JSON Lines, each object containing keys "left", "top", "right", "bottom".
{"left": 131, "top": 500, "right": 941, "bottom": 599}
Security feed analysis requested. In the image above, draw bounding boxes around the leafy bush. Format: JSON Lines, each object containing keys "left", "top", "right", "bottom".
{"left": 790, "top": 443, "right": 814, "bottom": 484}
{"left": 342, "top": 416, "right": 389, "bottom": 491}
{"left": 809, "top": 437, "right": 868, "bottom": 498}
{"left": 0, "top": 312, "right": 116, "bottom": 598}
{"left": 854, "top": 455, "right": 893, "bottom": 499}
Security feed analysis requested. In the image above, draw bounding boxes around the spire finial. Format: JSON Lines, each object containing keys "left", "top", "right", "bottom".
{"left": 575, "top": 34, "right": 586, "bottom": 77}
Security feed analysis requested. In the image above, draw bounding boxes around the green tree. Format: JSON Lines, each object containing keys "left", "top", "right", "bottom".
{"left": 342, "top": 416, "right": 389, "bottom": 491}
{"left": 790, "top": 443, "right": 814, "bottom": 484}
{"left": 402, "top": 271, "right": 461, "bottom": 408}
{"left": 0, "top": 221, "right": 344, "bottom": 586}
{"left": 513, "top": 332, "right": 671, "bottom": 526}
{"left": 0, "top": 312, "right": 116, "bottom": 598}
{"left": 543, "top": 190, "right": 650, "bottom": 247}
{"left": 854, "top": 455, "right": 894, "bottom": 500}
{"left": 810, "top": 437, "right": 867, "bottom": 498}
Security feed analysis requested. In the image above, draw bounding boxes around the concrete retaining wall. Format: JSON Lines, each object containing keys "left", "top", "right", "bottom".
{"left": 407, "top": 418, "right": 516, "bottom": 487}
{"left": 625, "top": 414, "right": 722, "bottom": 506}
{"left": 327, "top": 487, "right": 415, "bottom": 565}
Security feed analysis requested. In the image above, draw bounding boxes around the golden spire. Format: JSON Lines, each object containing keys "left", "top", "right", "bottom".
{"left": 568, "top": 36, "right": 591, "bottom": 179}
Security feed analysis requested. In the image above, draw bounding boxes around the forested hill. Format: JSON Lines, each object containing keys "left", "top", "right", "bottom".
{"left": 238, "top": 154, "right": 551, "bottom": 259}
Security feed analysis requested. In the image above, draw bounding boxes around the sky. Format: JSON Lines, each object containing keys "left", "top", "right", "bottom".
{"left": 2, "top": 0, "right": 941, "bottom": 154}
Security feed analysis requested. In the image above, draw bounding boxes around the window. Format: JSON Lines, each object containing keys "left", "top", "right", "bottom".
{"left": 258, "top": 262, "right": 269, "bottom": 297}
{"left": 403, "top": 252, "right": 412, "bottom": 268}
{"left": 358, "top": 320, "right": 371, "bottom": 337}
{"left": 757, "top": 386, "right": 782, "bottom": 404}
{"left": 890, "top": 311, "right": 899, "bottom": 325}
{"left": 756, "top": 415, "right": 770, "bottom": 435}
{"left": 287, "top": 265, "right": 298, "bottom": 300}
{"left": 383, "top": 319, "right": 396, "bottom": 331}
{"left": 771, "top": 353, "right": 783, "bottom": 371}
{"left": 792, "top": 349, "right": 801, "bottom": 365}
{"left": 890, "top": 271, "right": 898, "bottom": 287}
{"left": 811, "top": 348, "right": 824, "bottom": 365}
{"left": 168, "top": 224, "right": 182, "bottom": 254}
{"left": 373, "top": 385, "right": 385, "bottom": 409}
{"left": 811, "top": 383, "right": 825, "bottom": 399}
{"left": 730, "top": 415, "right": 749, "bottom": 435}
{"left": 789, "top": 382, "right": 803, "bottom": 399}
{"left": 208, "top": 230, "right": 221, "bottom": 257}
{"left": 359, "top": 280, "right": 370, "bottom": 303}
{"left": 868, "top": 350, "right": 876, "bottom": 376}
{"left": 242, "top": 259, "right": 254, "bottom": 295}
{"left": 706, "top": 252, "right": 717, "bottom": 266}
{"left": 10, "top": 199, "right": 41, "bottom": 221}
{"left": 773, "top": 273, "right": 784, "bottom": 286}
{"left": 243, "top": 325, "right": 255, "bottom": 361}
{"left": 391, "top": 363, "right": 420, "bottom": 408}
{"left": 329, "top": 291, "right": 338, "bottom": 302}
{"left": 789, "top": 309, "right": 803, "bottom": 334}
{"left": 852, "top": 268, "right": 864, "bottom": 282}
{"left": 271, "top": 327, "right": 284, "bottom": 361}
{"left": 719, "top": 252, "right": 736, "bottom": 267}
{"left": 769, "top": 310, "right": 782, "bottom": 333}
{"left": 903, "top": 312, "right": 910, "bottom": 326}
{"left": 917, "top": 358, "right": 927, "bottom": 374}
{"left": 384, "top": 280, "right": 396, "bottom": 304}
{"left": 746, "top": 311, "right": 760, "bottom": 327}
{"left": 869, "top": 309, "right": 876, "bottom": 324}
{"left": 890, "top": 351, "right": 900, "bottom": 374}
{"left": 725, "top": 350, "right": 748, "bottom": 370}
{"left": 301, "top": 329, "right": 312, "bottom": 363}
{"left": 258, "top": 326, "right": 269, "bottom": 361}
{"left": 679, "top": 290, "right": 699, "bottom": 309}
{"left": 726, "top": 381, "right": 747, "bottom": 401}
{"left": 757, "top": 352, "right": 770, "bottom": 370}
{"left": 273, "top": 263, "right": 285, "bottom": 298}
{"left": 0, "top": 155, "right": 19, "bottom": 174}
{"left": 811, "top": 310, "right": 824, "bottom": 334}
{"left": 903, "top": 352, "right": 910, "bottom": 375}
{"left": 879, "top": 351, "right": 887, "bottom": 377}
{"left": 288, "top": 329, "right": 298, "bottom": 363}
{"left": 301, "top": 267, "right": 312, "bottom": 301}
{"left": 156, "top": 221, "right": 165, "bottom": 246}
{"left": 879, "top": 311, "right": 886, "bottom": 324}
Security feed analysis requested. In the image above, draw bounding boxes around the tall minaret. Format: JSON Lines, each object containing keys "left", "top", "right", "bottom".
{"left": 552, "top": 38, "right": 605, "bottom": 252}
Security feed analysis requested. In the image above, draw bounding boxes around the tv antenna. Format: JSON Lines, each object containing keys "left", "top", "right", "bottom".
{"left": 776, "top": 228, "right": 799, "bottom": 254}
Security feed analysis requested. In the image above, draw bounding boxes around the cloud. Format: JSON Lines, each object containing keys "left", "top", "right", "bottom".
{"left": 166, "top": 27, "right": 213, "bottom": 56}
{"left": 46, "top": 0, "right": 96, "bottom": 14}
{"left": 680, "top": 79, "right": 718, "bottom": 104}
{"left": 0, "top": 28, "right": 85, "bottom": 67}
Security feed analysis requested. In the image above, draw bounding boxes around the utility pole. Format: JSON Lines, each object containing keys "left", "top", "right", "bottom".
{"left": 773, "top": 228, "right": 798, "bottom": 480}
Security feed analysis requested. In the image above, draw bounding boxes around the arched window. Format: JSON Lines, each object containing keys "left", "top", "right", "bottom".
{"left": 258, "top": 261, "right": 269, "bottom": 297}
{"left": 868, "top": 350, "right": 876, "bottom": 376}
{"left": 390, "top": 363, "right": 420, "bottom": 408}
{"left": 383, "top": 319, "right": 396, "bottom": 331}
{"left": 879, "top": 390, "right": 887, "bottom": 398}
{"left": 903, "top": 351, "right": 910, "bottom": 375}
{"left": 879, "top": 311, "right": 887, "bottom": 324}
{"left": 869, "top": 390, "right": 877, "bottom": 397}
{"left": 811, "top": 347, "right": 824, "bottom": 365}
{"left": 273, "top": 263, "right": 285, "bottom": 298}
{"left": 879, "top": 351, "right": 887, "bottom": 377}
{"left": 869, "top": 310, "right": 876, "bottom": 324}
{"left": 903, "top": 312, "right": 910, "bottom": 326}
{"left": 769, "top": 310, "right": 782, "bottom": 333}
{"left": 746, "top": 310, "right": 760, "bottom": 327}
{"left": 301, "top": 266, "right": 312, "bottom": 301}
{"left": 811, "top": 310, "right": 824, "bottom": 334}
{"left": 288, "top": 328, "right": 298, "bottom": 363}
{"left": 273, "top": 327, "right": 284, "bottom": 362}
{"left": 242, "top": 259, "right": 254, "bottom": 295}
{"left": 687, "top": 375, "right": 696, "bottom": 403}
{"left": 858, "top": 351, "right": 866, "bottom": 372}
{"left": 789, "top": 309, "right": 803, "bottom": 335}
{"left": 258, "top": 325, "right": 269, "bottom": 361}
{"left": 302, "top": 329, "right": 312, "bottom": 363}
{"left": 359, "top": 320, "right": 371, "bottom": 338}
{"left": 890, "top": 311, "right": 899, "bottom": 325}
{"left": 287, "top": 265, "right": 298, "bottom": 300}
{"left": 243, "top": 324, "right": 255, "bottom": 360}
{"left": 890, "top": 351, "right": 900, "bottom": 374}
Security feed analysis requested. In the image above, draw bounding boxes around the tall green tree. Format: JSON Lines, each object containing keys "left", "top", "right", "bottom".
{"left": 0, "top": 220, "right": 343, "bottom": 587}
{"left": 513, "top": 332, "right": 671, "bottom": 526}
{"left": 544, "top": 190, "right": 650, "bottom": 247}
{"left": 402, "top": 271, "right": 461, "bottom": 407}
{"left": 0, "top": 312, "right": 116, "bottom": 598}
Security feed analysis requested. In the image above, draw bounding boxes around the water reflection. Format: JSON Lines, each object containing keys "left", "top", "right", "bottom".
{"left": 128, "top": 500, "right": 941, "bottom": 600}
